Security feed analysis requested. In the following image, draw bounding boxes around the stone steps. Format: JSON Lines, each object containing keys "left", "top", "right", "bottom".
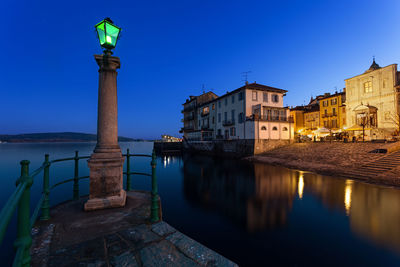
{"left": 342, "top": 151, "right": 400, "bottom": 179}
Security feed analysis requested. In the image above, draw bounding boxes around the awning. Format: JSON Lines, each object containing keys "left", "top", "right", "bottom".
{"left": 344, "top": 125, "right": 372, "bottom": 131}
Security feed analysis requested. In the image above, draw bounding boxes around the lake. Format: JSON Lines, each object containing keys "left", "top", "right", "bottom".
{"left": 1, "top": 142, "right": 400, "bottom": 266}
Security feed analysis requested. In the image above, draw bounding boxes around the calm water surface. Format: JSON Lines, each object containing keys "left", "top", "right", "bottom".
{"left": 1, "top": 142, "right": 400, "bottom": 266}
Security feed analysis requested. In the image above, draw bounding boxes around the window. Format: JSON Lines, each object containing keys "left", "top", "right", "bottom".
{"left": 272, "top": 126, "right": 278, "bottom": 131}
{"left": 199, "top": 120, "right": 201, "bottom": 127}
{"left": 212, "top": 116, "right": 215, "bottom": 124}
{"left": 332, "top": 108, "right": 336, "bottom": 116}
{"left": 203, "top": 106, "right": 209, "bottom": 114}
{"left": 324, "top": 121, "right": 328, "bottom": 127}
{"left": 212, "top": 104, "right": 215, "bottom": 110}
{"left": 342, "top": 107, "right": 345, "bottom": 113}
{"left": 280, "top": 110, "right": 286, "bottom": 120}
{"left": 218, "top": 129, "right": 221, "bottom": 136}
{"left": 218, "top": 101, "right": 221, "bottom": 108}
{"left": 263, "top": 93, "right": 268, "bottom": 102}
{"left": 224, "top": 112, "right": 227, "bottom": 122}
{"left": 324, "top": 109, "right": 327, "bottom": 116}
{"left": 230, "top": 127, "right": 236, "bottom": 136}
{"left": 283, "top": 127, "right": 288, "bottom": 131}
{"left": 261, "top": 126, "right": 267, "bottom": 130}
{"left": 272, "top": 94, "right": 279, "bottom": 103}
{"left": 238, "top": 92, "right": 244, "bottom": 101}
{"left": 364, "top": 81, "right": 372, "bottom": 93}
{"left": 225, "top": 98, "right": 228, "bottom": 106}
{"left": 331, "top": 98, "right": 337, "bottom": 105}
{"left": 238, "top": 112, "right": 244, "bottom": 123}
{"left": 323, "top": 100, "right": 328, "bottom": 107}
{"left": 231, "top": 110, "right": 235, "bottom": 122}
{"left": 232, "top": 95, "right": 235, "bottom": 104}
{"left": 332, "top": 119, "right": 337, "bottom": 128}
{"left": 218, "top": 113, "right": 221, "bottom": 122}
{"left": 252, "top": 91, "right": 258, "bottom": 101}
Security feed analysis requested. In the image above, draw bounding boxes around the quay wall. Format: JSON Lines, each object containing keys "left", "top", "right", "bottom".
{"left": 154, "top": 141, "right": 182, "bottom": 155}
{"left": 183, "top": 139, "right": 292, "bottom": 158}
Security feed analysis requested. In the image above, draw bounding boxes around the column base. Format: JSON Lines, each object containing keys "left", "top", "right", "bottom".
{"left": 84, "top": 189, "right": 126, "bottom": 211}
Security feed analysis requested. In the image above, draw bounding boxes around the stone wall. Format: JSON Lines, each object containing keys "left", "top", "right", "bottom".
{"left": 183, "top": 139, "right": 292, "bottom": 158}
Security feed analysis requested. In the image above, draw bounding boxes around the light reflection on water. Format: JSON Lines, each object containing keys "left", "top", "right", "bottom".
{"left": 180, "top": 154, "right": 400, "bottom": 266}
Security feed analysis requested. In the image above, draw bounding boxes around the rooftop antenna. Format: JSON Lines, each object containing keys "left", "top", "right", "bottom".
{"left": 201, "top": 84, "right": 205, "bottom": 94}
{"left": 241, "top": 71, "right": 251, "bottom": 85}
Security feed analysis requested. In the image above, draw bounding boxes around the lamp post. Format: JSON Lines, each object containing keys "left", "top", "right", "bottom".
{"left": 84, "top": 18, "right": 126, "bottom": 211}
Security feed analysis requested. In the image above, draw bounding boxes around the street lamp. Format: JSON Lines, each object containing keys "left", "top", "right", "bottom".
{"left": 95, "top": 18, "right": 121, "bottom": 54}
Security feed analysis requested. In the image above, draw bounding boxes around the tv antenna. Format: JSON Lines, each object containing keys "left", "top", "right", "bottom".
{"left": 241, "top": 71, "right": 252, "bottom": 84}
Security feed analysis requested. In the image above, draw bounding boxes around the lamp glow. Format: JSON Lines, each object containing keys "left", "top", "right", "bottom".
{"left": 95, "top": 18, "right": 121, "bottom": 52}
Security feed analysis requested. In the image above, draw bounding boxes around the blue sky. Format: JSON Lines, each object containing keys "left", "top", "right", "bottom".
{"left": 1, "top": 0, "right": 400, "bottom": 139}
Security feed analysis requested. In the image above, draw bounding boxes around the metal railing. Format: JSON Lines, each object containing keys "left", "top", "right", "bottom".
{"left": 0, "top": 148, "right": 159, "bottom": 267}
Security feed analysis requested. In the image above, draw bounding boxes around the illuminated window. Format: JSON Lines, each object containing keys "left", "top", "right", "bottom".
{"left": 331, "top": 98, "right": 337, "bottom": 105}
{"left": 364, "top": 81, "right": 372, "bottom": 93}
{"left": 212, "top": 104, "right": 215, "bottom": 110}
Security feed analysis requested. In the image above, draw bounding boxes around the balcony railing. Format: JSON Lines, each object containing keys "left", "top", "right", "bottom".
{"left": 322, "top": 113, "right": 337, "bottom": 118}
{"left": 223, "top": 120, "right": 235, "bottom": 126}
{"left": 247, "top": 114, "right": 293, "bottom": 122}
{"left": 182, "top": 105, "right": 195, "bottom": 112}
{"left": 183, "top": 114, "right": 194, "bottom": 121}
{"left": 201, "top": 111, "right": 209, "bottom": 117}
{"left": 0, "top": 149, "right": 159, "bottom": 267}
{"left": 201, "top": 125, "right": 213, "bottom": 130}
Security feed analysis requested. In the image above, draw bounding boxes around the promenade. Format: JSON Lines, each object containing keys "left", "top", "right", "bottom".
{"left": 31, "top": 191, "right": 237, "bottom": 267}
{"left": 249, "top": 142, "right": 400, "bottom": 187}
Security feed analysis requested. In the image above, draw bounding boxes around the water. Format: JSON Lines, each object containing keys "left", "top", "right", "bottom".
{"left": 1, "top": 142, "right": 400, "bottom": 266}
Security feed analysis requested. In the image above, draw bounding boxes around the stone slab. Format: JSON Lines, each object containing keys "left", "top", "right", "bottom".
{"left": 151, "top": 221, "right": 177, "bottom": 236}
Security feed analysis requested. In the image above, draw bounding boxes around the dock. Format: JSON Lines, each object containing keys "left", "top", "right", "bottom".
{"left": 31, "top": 191, "right": 237, "bottom": 267}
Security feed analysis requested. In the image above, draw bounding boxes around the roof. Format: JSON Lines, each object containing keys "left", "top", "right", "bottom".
{"left": 345, "top": 62, "right": 397, "bottom": 81}
{"left": 364, "top": 58, "right": 381, "bottom": 73}
{"left": 318, "top": 91, "right": 345, "bottom": 101}
{"left": 237, "top": 82, "right": 287, "bottom": 93}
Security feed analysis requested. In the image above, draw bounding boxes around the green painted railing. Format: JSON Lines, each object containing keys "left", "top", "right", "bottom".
{"left": 0, "top": 148, "right": 159, "bottom": 267}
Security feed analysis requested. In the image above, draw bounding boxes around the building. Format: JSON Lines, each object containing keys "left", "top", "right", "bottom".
{"left": 181, "top": 91, "right": 218, "bottom": 141}
{"left": 181, "top": 82, "right": 294, "bottom": 141}
{"left": 345, "top": 59, "right": 400, "bottom": 140}
{"left": 290, "top": 106, "right": 306, "bottom": 134}
{"left": 319, "top": 91, "right": 346, "bottom": 130}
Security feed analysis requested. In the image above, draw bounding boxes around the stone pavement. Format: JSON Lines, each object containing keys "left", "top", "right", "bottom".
{"left": 31, "top": 191, "right": 237, "bottom": 267}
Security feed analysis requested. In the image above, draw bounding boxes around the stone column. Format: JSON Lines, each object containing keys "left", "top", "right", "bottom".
{"left": 84, "top": 54, "right": 126, "bottom": 211}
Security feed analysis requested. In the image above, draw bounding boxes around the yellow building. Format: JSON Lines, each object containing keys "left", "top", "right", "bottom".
{"left": 319, "top": 92, "right": 346, "bottom": 130}
{"left": 290, "top": 107, "right": 305, "bottom": 133}
{"left": 304, "top": 109, "right": 320, "bottom": 131}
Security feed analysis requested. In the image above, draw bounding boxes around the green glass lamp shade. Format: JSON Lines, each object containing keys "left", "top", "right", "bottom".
{"left": 95, "top": 18, "right": 121, "bottom": 50}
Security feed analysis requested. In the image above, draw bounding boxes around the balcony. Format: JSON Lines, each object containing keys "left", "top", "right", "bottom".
{"left": 222, "top": 120, "right": 235, "bottom": 126}
{"left": 201, "top": 125, "right": 213, "bottom": 131}
{"left": 182, "top": 105, "right": 195, "bottom": 112}
{"left": 201, "top": 111, "right": 209, "bottom": 117}
{"left": 247, "top": 114, "right": 293, "bottom": 122}
{"left": 183, "top": 114, "right": 194, "bottom": 121}
{"left": 180, "top": 125, "right": 194, "bottom": 132}
{"left": 321, "top": 113, "right": 337, "bottom": 118}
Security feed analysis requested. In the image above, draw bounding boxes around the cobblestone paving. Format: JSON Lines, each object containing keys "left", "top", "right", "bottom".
{"left": 31, "top": 191, "right": 237, "bottom": 267}
{"left": 43, "top": 222, "right": 236, "bottom": 267}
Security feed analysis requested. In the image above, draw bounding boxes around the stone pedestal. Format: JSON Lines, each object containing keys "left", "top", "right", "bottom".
{"left": 84, "top": 54, "right": 126, "bottom": 211}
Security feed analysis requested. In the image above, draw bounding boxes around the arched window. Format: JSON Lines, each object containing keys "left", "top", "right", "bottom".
{"left": 272, "top": 126, "right": 278, "bottom": 131}
{"left": 261, "top": 126, "right": 267, "bottom": 130}
{"left": 283, "top": 127, "right": 288, "bottom": 131}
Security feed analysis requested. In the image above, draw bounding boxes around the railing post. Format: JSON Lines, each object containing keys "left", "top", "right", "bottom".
{"left": 41, "top": 155, "right": 50, "bottom": 220}
{"left": 73, "top": 151, "right": 79, "bottom": 200}
{"left": 14, "top": 160, "right": 33, "bottom": 267}
{"left": 126, "top": 148, "right": 132, "bottom": 191}
{"left": 150, "top": 149, "right": 160, "bottom": 222}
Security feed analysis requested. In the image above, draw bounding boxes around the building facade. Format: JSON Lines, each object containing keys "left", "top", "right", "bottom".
{"left": 181, "top": 83, "right": 294, "bottom": 141}
{"left": 345, "top": 60, "right": 400, "bottom": 139}
{"left": 319, "top": 92, "right": 346, "bottom": 130}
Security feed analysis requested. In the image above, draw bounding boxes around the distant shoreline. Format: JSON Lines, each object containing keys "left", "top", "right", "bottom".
{"left": 0, "top": 132, "right": 151, "bottom": 143}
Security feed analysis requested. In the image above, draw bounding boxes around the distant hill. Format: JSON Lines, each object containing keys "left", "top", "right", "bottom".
{"left": 0, "top": 132, "right": 138, "bottom": 143}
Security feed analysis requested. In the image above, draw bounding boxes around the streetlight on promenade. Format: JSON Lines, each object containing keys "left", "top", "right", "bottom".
{"left": 84, "top": 18, "right": 125, "bottom": 211}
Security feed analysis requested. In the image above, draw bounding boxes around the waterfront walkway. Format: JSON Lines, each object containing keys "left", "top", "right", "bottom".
{"left": 31, "top": 191, "right": 237, "bottom": 267}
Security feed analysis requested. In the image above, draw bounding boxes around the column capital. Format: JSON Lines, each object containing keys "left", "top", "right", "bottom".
{"left": 94, "top": 54, "right": 120, "bottom": 71}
